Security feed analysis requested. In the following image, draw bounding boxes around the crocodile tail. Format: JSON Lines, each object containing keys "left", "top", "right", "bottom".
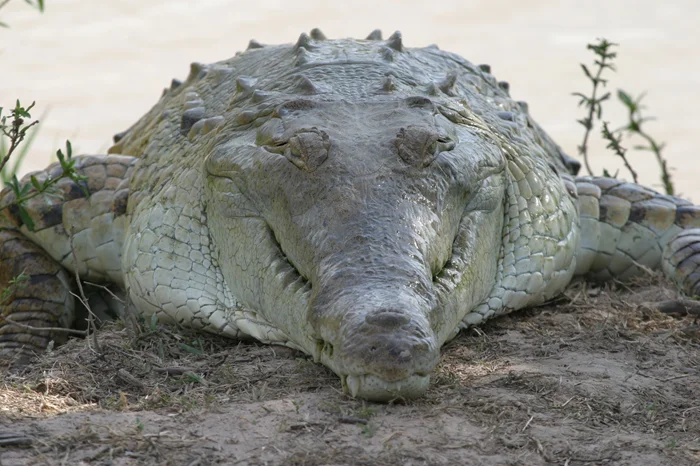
{"left": 0, "top": 154, "right": 137, "bottom": 362}
{"left": 0, "top": 228, "right": 75, "bottom": 362}
{"left": 573, "top": 176, "right": 700, "bottom": 295}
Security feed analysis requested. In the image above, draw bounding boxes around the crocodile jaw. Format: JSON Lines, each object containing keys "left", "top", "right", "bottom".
{"left": 343, "top": 374, "right": 431, "bottom": 401}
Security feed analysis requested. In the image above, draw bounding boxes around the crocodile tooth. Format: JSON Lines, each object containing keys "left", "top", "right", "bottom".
{"left": 386, "top": 31, "right": 403, "bottom": 51}
{"left": 498, "top": 81, "right": 510, "bottom": 94}
{"left": 247, "top": 39, "right": 264, "bottom": 50}
{"left": 295, "top": 32, "right": 312, "bottom": 50}
{"left": 310, "top": 28, "right": 327, "bottom": 40}
{"left": 477, "top": 63, "right": 491, "bottom": 73}
{"left": 366, "top": 29, "right": 382, "bottom": 40}
{"left": 346, "top": 375, "right": 361, "bottom": 398}
{"left": 312, "top": 340, "right": 323, "bottom": 363}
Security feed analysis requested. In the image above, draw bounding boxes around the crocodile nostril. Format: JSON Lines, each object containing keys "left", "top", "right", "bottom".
{"left": 365, "top": 309, "right": 411, "bottom": 328}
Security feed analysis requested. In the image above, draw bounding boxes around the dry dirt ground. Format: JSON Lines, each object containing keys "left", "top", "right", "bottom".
{"left": 1, "top": 275, "right": 699, "bottom": 466}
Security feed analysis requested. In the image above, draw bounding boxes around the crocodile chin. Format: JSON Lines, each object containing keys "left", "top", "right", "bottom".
{"left": 342, "top": 374, "right": 431, "bottom": 401}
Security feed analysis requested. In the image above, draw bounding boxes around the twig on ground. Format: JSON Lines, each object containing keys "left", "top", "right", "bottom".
{"left": 68, "top": 226, "right": 101, "bottom": 354}
{"left": 0, "top": 315, "right": 87, "bottom": 336}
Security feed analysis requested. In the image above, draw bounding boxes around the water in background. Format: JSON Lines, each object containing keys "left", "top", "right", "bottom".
{"left": 2, "top": 0, "right": 699, "bottom": 198}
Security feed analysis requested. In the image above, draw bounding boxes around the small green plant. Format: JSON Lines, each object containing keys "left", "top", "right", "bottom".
{"left": 178, "top": 341, "right": 204, "bottom": 355}
{"left": 574, "top": 38, "right": 673, "bottom": 195}
{"left": 0, "top": 101, "right": 40, "bottom": 177}
{"left": 616, "top": 89, "right": 673, "bottom": 194}
{"left": 0, "top": 272, "right": 28, "bottom": 305}
{"left": 361, "top": 422, "right": 377, "bottom": 438}
{"left": 0, "top": 134, "right": 86, "bottom": 231}
{"left": 601, "top": 121, "right": 637, "bottom": 183}
{"left": 573, "top": 39, "right": 617, "bottom": 176}
{"left": 354, "top": 403, "right": 377, "bottom": 420}
{"left": 0, "top": 116, "right": 43, "bottom": 187}
{"left": 292, "top": 399, "right": 304, "bottom": 414}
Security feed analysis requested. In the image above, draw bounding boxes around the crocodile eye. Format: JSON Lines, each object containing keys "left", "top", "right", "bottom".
{"left": 394, "top": 126, "right": 454, "bottom": 168}
{"left": 427, "top": 136, "right": 455, "bottom": 157}
{"left": 283, "top": 128, "right": 330, "bottom": 172}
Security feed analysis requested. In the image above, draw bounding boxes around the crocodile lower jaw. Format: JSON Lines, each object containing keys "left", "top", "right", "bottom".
{"left": 342, "top": 374, "right": 431, "bottom": 401}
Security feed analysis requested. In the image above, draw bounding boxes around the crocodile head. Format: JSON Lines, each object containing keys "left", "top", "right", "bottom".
{"left": 206, "top": 93, "right": 506, "bottom": 400}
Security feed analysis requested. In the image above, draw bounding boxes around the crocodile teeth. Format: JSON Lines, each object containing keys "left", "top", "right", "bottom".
{"left": 311, "top": 339, "right": 323, "bottom": 363}
{"left": 346, "top": 375, "right": 361, "bottom": 398}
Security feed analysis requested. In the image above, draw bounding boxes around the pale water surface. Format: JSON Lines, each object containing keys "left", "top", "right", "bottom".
{"left": 2, "top": 0, "right": 699, "bottom": 198}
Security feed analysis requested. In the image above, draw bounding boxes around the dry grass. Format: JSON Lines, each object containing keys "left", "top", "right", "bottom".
{"left": 1, "top": 273, "right": 699, "bottom": 465}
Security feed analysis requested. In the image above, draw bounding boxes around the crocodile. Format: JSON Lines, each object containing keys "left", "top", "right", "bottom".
{"left": 2, "top": 29, "right": 699, "bottom": 401}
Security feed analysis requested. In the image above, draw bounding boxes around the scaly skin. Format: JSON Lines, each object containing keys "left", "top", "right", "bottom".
{"left": 2, "top": 30, "right": 700, "bottom": 401}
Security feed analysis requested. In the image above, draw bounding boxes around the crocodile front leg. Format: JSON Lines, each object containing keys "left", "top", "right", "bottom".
{"left": 574, "top": 176, "right": 700, "bottom": 295}
{"left": 0, "top": 154, "right": 136, "bottom": 360}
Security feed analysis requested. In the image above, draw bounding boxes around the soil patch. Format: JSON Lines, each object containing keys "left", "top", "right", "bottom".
{"left": 1, "top": 275, "right": 699, "bottom": 465}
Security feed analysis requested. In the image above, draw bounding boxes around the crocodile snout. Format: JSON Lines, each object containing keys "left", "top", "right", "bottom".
{"left": 338, "top": 308, "right": 438, "bottom": 380}
{"left": 313, "top": 302, "right": 439, "bottom": 400}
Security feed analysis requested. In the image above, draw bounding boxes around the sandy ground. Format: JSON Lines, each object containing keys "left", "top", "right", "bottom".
{"left": 1, "top": 275, "right": 699, "bottom": 465}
